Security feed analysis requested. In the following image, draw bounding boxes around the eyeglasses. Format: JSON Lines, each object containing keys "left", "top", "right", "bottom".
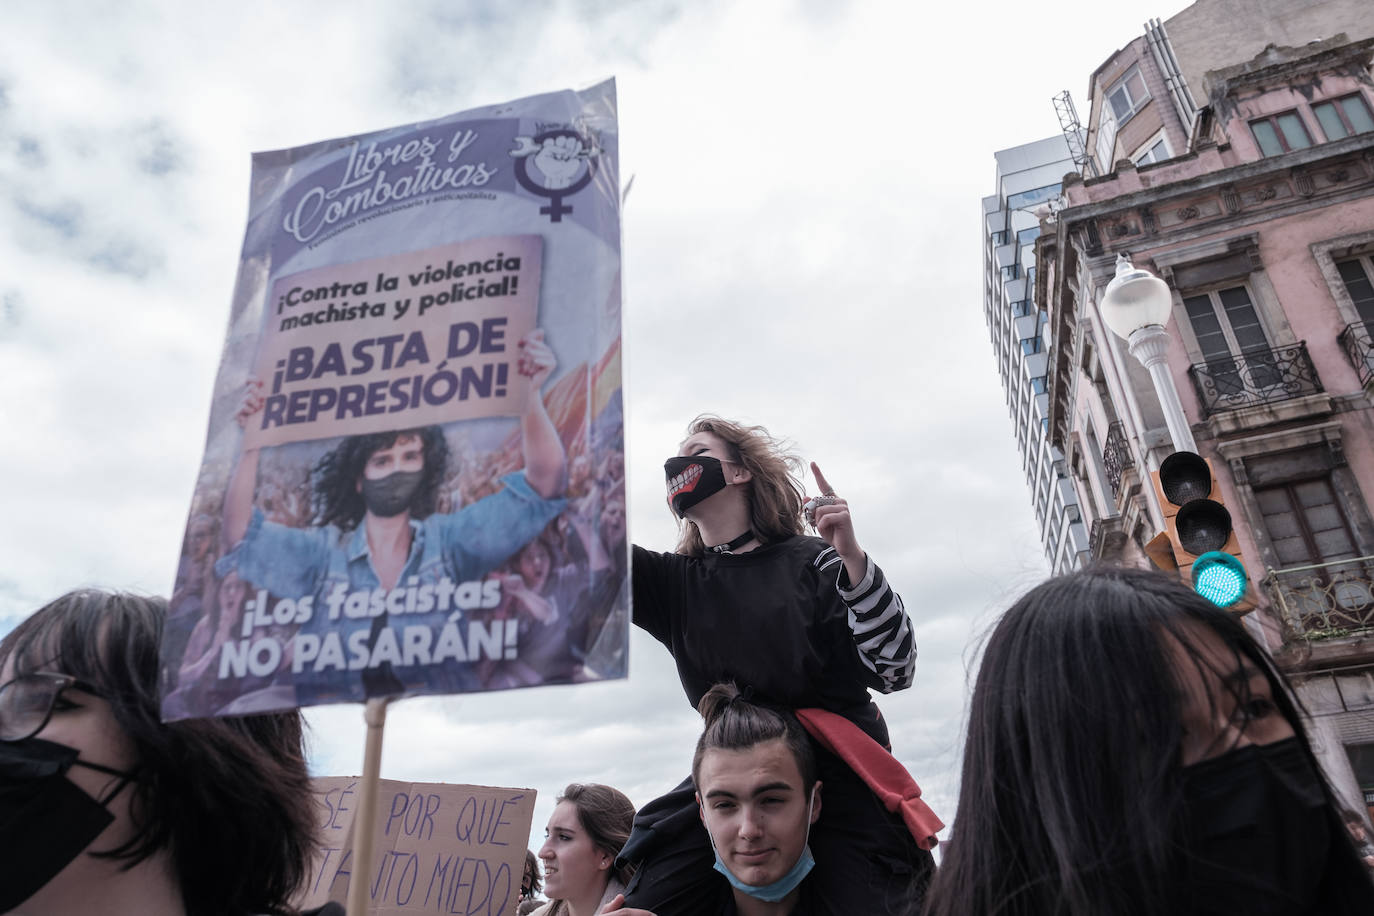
{"left": 0, "top": 672, "right": 101, "bottom": 742}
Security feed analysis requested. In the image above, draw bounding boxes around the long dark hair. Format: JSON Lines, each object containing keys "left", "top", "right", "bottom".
{"left": 924, "top": 566, "right": 1364, "bottom": 916}
{"left": 692, "top": 683, "right": 816, "bottom": 792}
{"left": 0, "top": 590, "right": 316, "bottom": 916}
{"left": 522, "top": 847, "right": 542, "bottom": 898}
{"left": 311, "top": 426, "right": 449, "bottom": 529}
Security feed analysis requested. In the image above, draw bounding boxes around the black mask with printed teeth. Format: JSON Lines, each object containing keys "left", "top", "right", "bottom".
{"left": 0, "top": 737, "right": 138, "bottom": 911}
{"left": 1181, "top": 737, "right": 1332, "bottom": 915}
{"left": 664, "top": 455, "right": 729, "bottom": 518}
{"left": 359, "top": 469, "right": 425, "bottom": 518}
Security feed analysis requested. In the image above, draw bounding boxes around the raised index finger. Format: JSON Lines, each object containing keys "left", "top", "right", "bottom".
{"left": 811, "top": 461, "right": 836, "bottom": 497}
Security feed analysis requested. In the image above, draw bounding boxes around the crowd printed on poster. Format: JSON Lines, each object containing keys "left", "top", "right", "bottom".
{"left": 159, "top": 80, "right": 627, "bottom": 720}
{"left": 295, "top": 778, "right": 535, "bottom": 916}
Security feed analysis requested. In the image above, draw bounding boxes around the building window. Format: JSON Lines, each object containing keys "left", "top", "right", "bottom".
{"left": 1312, "top": 93, "right": 1374, "bottom": 141}
{"left": 1096, "top": 106, "right": 1119, "bottom": 171}
{"left": 1001, "top": 263, "right": 1021, "bottom": 282}
{"left": 1132, "top": 133, "right": 1171, "bottom": 165}
{"left": 1020, "top": 337, "right": 1043, "bottom": 356}
{"left": 1030, "top": 375, "right": 1047, "bottom": 394}
{"left": 1017, "top": 226, "right": 1040, "bottom": 248}
{"left": 1183, "top": 286, "right": 1270, "bottom": 357}
{"left": 1346, "top": 744, "right": 1374, "bottom": 812}
{"left": 1107, "top": 66, "right": 1150, "bottom": 123}
{"left": 1250, "top": 111, "right": 1313, "bottom": 156}
{"left": 1006, "top": 184, "right": 1061, "bottom": 211}
{"left": 1182, "top": 285, "right": 1277, "bottom": 388}
{"left": 1241, "top": 451, "right": 1374, "bottom": 635}
{"left": 1256, "top": 477, "right": 1358, "bottom": 568}
{"left": 1336, "top": 256, "right": 1374, "bottom": 326}
{"left": 1011, "top": 299, "right": 1031, "bottom": 317}
{"left": 991, "top": 230, "right": 1007, "bottom": 245}
{"left": 1094, "top": 67, "right": 1151, "bottom": 171}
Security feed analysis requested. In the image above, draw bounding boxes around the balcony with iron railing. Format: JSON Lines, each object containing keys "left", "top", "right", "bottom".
{"left": 1264, "top": 555, "right": 1374, "bottom": 640}
{"left": 1088, "top": 514, "right": 1127, "bottom": 562}
{"left": 1187, "top": 343, "right": 1323, "bottom": 418}
{"left": 1101, "top": 420, "right": 1133, "bottom": 499}
{"left": 1338, "top": 321, "right": 1374, "bottom": 388}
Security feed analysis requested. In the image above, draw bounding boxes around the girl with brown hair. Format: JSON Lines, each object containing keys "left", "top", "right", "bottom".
{"left": 622, "top": 416, "right": 932, "bottom": 916}
{"left": 531, "top": 783, "right": 647, "bottom": 916}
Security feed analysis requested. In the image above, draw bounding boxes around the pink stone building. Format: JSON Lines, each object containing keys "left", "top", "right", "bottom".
{"left": 1036, "top": 9, "right": 1374, "bottom": 814}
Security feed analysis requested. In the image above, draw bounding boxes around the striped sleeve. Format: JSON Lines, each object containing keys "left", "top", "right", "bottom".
{"left": 815, "top": 548, "right": 916, "bottom": 693}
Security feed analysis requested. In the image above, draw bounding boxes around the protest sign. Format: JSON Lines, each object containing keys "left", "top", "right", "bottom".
{"left": 299, "top": 777, "right": 535, "bottom": 916}
{"left": 161, "top": 81, "right": 626, "bottom": 719}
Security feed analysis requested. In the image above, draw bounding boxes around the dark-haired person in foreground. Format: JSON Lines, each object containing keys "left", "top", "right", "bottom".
{"left": 691, "top": 684, "right": 822, "bottom": 915}
{"left": 217, "top": 331, "right": 566, "bottom": 703}
{"left": 0, "top": 590, "right": 329, "bottom": 916}
{"left": 923, "top": 567, "right": 1374, "bottom": 916}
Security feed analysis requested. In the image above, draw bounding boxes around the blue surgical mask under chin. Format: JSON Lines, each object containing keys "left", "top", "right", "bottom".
{"left": 708, "top": 786, "right": 818, "bottom": 903}
{"left": 713, "top": 843, "right": 815, "bottom": 903}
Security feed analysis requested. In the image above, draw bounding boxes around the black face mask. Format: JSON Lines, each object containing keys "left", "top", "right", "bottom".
{"left": 0, "top": 737, "right": 137, "bottom": 912}
{"left": 1181, "top": 737, "right": 1332, "bottom": 915}
{"left": 360, "top": 469, "right": 425, "bottom": 518}
{"left": 664, "top": 455, "right": 729, "bottom": 518}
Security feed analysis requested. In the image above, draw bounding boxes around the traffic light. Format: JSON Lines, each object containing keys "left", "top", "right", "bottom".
{"left": 1149, "top": 451, "right": 1251, "bottom": 609}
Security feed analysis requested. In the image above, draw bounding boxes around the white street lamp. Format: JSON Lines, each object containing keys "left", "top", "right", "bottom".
{"left": 1099, "top": 254, "right": 1198, "bottom": 452}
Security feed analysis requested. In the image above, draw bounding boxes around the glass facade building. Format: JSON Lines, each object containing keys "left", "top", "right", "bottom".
{"left": 982, "top": 135, "right": 1090, "bottom": 573}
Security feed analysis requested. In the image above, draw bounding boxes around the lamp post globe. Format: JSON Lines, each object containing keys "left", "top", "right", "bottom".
{"left": 1100, "top": 253, "right": 1174, "bottom": 339}
{"left": 1097, "top": 253, "right": 1197, "bottom": 452}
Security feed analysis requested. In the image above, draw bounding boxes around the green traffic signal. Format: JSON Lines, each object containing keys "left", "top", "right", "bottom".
{"left": 1191, "top": 551, "right": 1248, "bottom": 608}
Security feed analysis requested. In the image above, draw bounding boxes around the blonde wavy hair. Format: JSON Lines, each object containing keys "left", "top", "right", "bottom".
{"left": 674, "top": 415, "right": 807, "bottom": 555}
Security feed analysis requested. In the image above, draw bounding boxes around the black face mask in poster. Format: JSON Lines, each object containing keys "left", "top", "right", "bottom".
{"left": 0, "top": 737, "right": 136, "bottom": 912}
{"left": 1181, "top": 737, "right": 1332, "bottom": 915}
{"left": 359, "top": 469, "right": 425, "bottom": 518}
{"left": 664, "top": 455, "right": 729, "bottom": 517}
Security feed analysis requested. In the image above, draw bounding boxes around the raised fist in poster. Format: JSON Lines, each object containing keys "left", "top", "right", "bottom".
{"left": 534, "top": 135, "right": 584, "bottom": 189}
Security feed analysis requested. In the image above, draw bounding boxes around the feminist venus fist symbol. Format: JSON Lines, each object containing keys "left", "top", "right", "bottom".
{"left": 534, "top": 136, "right": 584, "bottom": 189}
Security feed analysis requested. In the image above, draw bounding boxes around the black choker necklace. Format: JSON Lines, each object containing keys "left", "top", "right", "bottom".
{"left": 709, "top": 530, "right": 755, "bottom": 555}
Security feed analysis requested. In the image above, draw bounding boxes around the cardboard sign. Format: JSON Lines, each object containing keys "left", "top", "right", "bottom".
{"left": 160, "top": 80, "right": 627, "bottom": 719}
{"left": 246, "top": 235, "right": 543, "bottom": 450}
{"left": 299, "top": 777, "right": 535, "bottom": 916}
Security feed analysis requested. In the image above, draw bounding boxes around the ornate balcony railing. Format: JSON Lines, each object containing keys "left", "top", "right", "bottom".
{"left": 1101, "top": 420, "right": 1133, "bottom": 498}
{"left": 1187, "top": 342, "right": 1323, "bottom": 417}
{"left": 1088, "top": 515, "right": 1127, "bottom": 562}
{"left": 1338, "top": 321, "right": 1374, "bottom": 388}
{"left": 1264, "top": 555, "right": 1374, "bottom": 638}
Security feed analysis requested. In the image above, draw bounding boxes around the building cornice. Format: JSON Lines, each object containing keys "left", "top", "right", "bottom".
{"left": 1203, "top": 34, "right": 1374, "bottom": 103}
{"left": 1058, "top": 132, "right": 1374, "bottom": 232}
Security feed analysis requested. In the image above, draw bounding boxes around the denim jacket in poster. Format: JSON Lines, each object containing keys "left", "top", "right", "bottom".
{"left": 215, "top": 471, "right": 565, "bottom": 701}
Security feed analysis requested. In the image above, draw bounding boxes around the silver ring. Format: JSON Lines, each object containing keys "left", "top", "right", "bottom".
{"left": 804, "top": 495, "right": 842, "bottom": 526}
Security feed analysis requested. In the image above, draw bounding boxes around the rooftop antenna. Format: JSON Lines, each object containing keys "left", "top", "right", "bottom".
{"left": 1053, "top": 90, "right": 1097, "bottom": 178}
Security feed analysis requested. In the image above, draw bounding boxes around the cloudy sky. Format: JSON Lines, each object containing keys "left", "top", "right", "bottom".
{"left": 1, "top": 0, "right": 1194, "bottom": 854}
